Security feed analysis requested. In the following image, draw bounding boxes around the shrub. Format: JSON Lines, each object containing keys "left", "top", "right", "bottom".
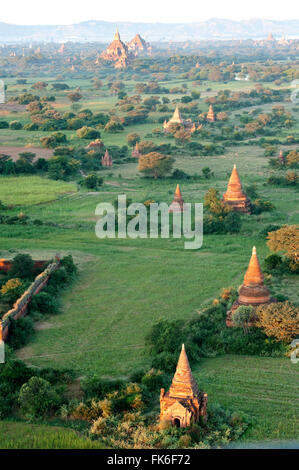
{"left": 18, "top": 376, "right": 60, "bottom": 419}
{"left": 9, "top": 120, "right": 22, "bottom": 130}
{"left": 232, "top": 306, "right": 255, "bottom": 333}
{"left": 10, "top": 253, "right": 34, "bottom": 279}
{"left": 30, "top": 291, "right": 59, "bottom": 315}
{"left": 256, "top": 301, "right": 299, "bottom": 343}
{"left": 0, "top": 278, "right": 24, "bottom": 303}
{"left": 264, "top": 254, "right": 283, "bottom": 271}
{"left": 7, "top": 317, "right": 35, "bottom": 350}
{"left": 76, "top": 126, "right": 101, "bottom": 139}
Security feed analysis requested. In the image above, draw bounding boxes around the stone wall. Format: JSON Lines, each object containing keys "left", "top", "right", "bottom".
{"left": 0, "top": 261, "right": 59, "bottom": 342}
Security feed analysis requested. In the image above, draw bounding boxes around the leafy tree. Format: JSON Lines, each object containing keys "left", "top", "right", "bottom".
{"left": 18, "top": 376, "right": 60, "bottom": 419}
{"left": 204, "top": 188, "right": 230, "bottom": 215}
{"left": 232, "top": 306, "right": 255, "bottom": 334}
{"left": 76, "top": 126, "right": 101, "bottom": 139}
{"left": 67, "top": 92, "right": 82, "bottom": 103}
{"left": 138, "top": 152, "right": 174, "bottom": 179}
{"left": 256, "top": 302, "right": 299, "bottom": 343}
{"left": 267, "top": 225, "right": 299, "bottom": 267}
{"left": 127, "top": 133, "right": 140, "bottom": 147}
{"left": 104, "top": 121, "right": 124, "bottom": 133}
{"left": 10, "top": 254, "right": 34, "bottom": 279}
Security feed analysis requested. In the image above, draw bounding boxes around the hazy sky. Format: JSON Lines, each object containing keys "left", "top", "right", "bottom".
{"left": 2, "top": 0, "right": 299, "bottom": 24}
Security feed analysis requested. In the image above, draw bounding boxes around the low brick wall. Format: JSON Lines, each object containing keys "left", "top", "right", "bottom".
{"left": 0, "top": 261, "right": 59, "bottom": 342}
{"left": 0, "top": 259, "right": 47, "bottom": 273}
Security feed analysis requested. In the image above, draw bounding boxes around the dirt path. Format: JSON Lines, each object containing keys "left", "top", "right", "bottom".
{"left": 0, "top": 145, "right": 53, "bottom": 161}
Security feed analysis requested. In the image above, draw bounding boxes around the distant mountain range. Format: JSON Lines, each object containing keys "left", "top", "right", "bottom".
{"left": 1, "top": 18, "right": 299, "bottom": 43}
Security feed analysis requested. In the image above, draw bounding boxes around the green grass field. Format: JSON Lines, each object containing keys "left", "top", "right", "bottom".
{"left": 0, "top": 72, "right": 298, "bottom": 448}
{"left": 0, "top": 176, "right": 77, "bottom": 206}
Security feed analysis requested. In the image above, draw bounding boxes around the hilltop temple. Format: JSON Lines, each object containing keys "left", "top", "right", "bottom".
{"left": 223, "top": 164, "right": 251, "bottom": 213}
{"left": 100, "top": 29, "right": 130, "bottom": 69}
{"left": 101, "top": 149, "right": 113, "bottom": 167}
{"left": 160, "top": 344, "right": 208, "bottom": 427}
{"left": 169, "top": 184, "right": 185, "bottom": 213}
{"left": 163, "top": 106, "right": 195, "bottom": 133}
{"left": 226, "top": 246, "right": 274, "bottom": 326}
{"left": 206, "top": 104, "right": 215, "bottom": 122}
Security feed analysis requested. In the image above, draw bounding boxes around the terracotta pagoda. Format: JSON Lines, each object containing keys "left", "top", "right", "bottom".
{"left": 226, "top": 246, "right": 274, "bottom": 326}
{"left": 169, "top": 184, "right": 186, "bottom": 213}
{"left": 223, "top": 164, "right": 251, "bottom": 213}
{"left": 101, "top": 149, "right": 113, "bottom": 167}
{"left": 206, "top": 104, "right": 215, "bottom": 122}
{"left": 132, "top": 142, "right": 141, "bottom": 158}
{"left": 160, "top": 344, "right": 208, "bottom": 427}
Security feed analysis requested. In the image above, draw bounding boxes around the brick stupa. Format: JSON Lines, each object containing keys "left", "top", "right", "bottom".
{"left": 169, "top": 184, "right": 185, "bottom": 213}
{"left": 127, "top": 34, "right": 151, "bottom": 55}
{"left": 206, "top": 104, "right": 215, "bottom": 122}
{"left": 101, "top": 149, "right": 113, "bottom": 167}
{"left": 160, "top": 344, "right": 208, "bottom": 427}
{"left": 132, "top": 142, "right": 141, "bottom": 158}
{"left": 226, "top": 246, "right": 273, "bottom": 326}
{"left": 223, "top": 164, "right": 251, "bottom": 213}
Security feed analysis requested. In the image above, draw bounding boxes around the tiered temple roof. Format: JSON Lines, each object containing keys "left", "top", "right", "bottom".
{"left": 160, "top": 345, "right": 208, "bottom": 427}
{"left": 223, "top": 164, "right": 251, "bottom": 213}
{"left": 100, "top": 29, "right": 130, "bottom": 68}
{"left": 163, "top": 106, "right": 194, "bottom": 132}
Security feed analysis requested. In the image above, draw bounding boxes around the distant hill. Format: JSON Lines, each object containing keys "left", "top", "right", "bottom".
{"left": 1, "top": 18, "right": 299, "bottom": 43}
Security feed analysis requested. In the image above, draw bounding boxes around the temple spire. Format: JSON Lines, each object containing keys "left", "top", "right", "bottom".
{"left": 243, "top": 246, "right": 264, "bottom": 286}
{"left": 175, "top": 184, "right": 182, "bottom": 198}
{"left": 168, "top": 344, "right": 199, "bottom": 398}
{"left": 114, "top": 29, "right": 120, "bottom": 41}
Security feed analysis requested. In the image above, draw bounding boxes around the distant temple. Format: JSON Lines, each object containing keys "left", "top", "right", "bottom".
{"left": 163, "top": 106, "right": 195, "bottom": 132}
{"left": 169, "top": 184, "right": 185, "bottom": 213}
{"left": 226, "top": 246, "right": 274, "bottom": 326}
{"left": 100, "top": 29, "right": 130, "bottom": 69}
{"left": 160, "top": 344, "right": 208, "bottom": 427}
{"left": 101, "top": 149, "right": 113, "bottom": 167}
{"left": 100, "top": 30, "right": 151, "bottom": 68}
{"left": 132, "top": 142, "right": 141, "bottom": 158}
{"left": 206, "top": 104, "right": 215, "bottom": 122}
{"left": 223, "top": 164, "right": 251, "bottom": 213}
{"left": 127, "top": 34, "right": 151, "bottom": 56}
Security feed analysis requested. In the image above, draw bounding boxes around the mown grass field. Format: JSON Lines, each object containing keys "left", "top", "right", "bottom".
{"left": 0, "top": 175, "right": 77, "bottom": 205}
{"left": 0, "top": 73, "right": 298, "bottom": 448}
{"left": 0, "top": 420, "right": 105, "bottom": 449}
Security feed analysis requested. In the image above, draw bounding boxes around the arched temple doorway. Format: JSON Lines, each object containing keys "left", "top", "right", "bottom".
{"left": 174, "top": 418, "right": 181, "bottom": 428}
